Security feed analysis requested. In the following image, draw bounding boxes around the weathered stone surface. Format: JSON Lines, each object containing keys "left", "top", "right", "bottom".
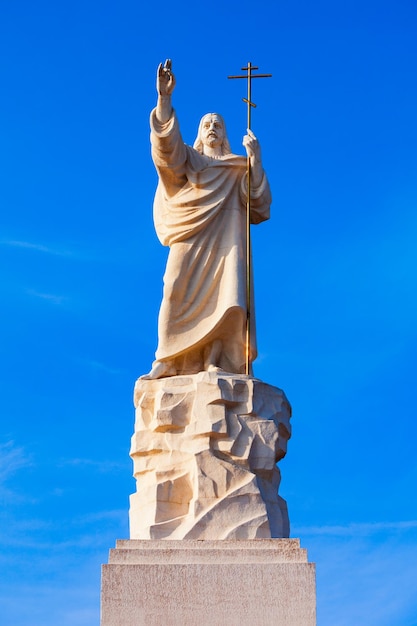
{"left": 101, "top": 539, "right": 316, "bottom": 626}
{"left": 129, "top": 371, "right": 291, "bottom": 539}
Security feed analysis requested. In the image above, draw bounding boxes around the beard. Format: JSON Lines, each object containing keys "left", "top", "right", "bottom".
{"left": 204, "top": 135, "right": 221, "bottom": 147}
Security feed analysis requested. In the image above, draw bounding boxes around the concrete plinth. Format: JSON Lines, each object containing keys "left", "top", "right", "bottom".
{"left": 101, "top": 539, "right": 316, "bottom": 625}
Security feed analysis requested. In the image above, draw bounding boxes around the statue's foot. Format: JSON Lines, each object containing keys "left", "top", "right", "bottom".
{"left": 141, "top": 360, "right": 177, "bottom": 380}
{"left": 204, "top": 339, "right": 222, "bottom": 371}
{"left": 207, "top": 364, "right": 222, "bottom": 372}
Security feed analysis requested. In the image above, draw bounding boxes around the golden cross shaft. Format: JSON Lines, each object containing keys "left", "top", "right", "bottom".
{"left": 227, "top": 62, "right": 272, "bottom": 376}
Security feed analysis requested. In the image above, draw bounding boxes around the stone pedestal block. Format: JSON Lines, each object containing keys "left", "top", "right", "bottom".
{"left": 101, "top": 539, "right": 316, "bottom": 625}
{"left": 130, "top": 372, "right": 291, "bottom": 539}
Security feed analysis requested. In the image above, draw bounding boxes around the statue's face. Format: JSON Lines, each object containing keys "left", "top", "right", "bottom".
{"left": 200, "top": 114, "right": 225, "bottom": 149}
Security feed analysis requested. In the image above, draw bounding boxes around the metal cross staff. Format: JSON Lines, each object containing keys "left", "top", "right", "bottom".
{"left": 228, "top": 62, "right": 272, "bottom": 375}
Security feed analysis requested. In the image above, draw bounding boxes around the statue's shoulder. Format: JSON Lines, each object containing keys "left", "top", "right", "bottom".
{"left": 185, "top": 145, "right": 209, "bottom": 171}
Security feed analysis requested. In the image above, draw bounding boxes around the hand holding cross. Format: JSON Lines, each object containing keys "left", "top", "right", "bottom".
{"left": 243, "top": 129, "right": 263, "bottom": 187}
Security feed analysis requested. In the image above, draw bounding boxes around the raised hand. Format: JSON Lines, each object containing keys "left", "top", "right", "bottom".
{"left": 157, "top": 59, "right": 176, "bottom": 97}
{"left": 155, "top": 59, "right": 175, "bottom": 124}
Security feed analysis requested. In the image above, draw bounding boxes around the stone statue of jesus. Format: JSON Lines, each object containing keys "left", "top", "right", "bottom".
{"left": 145, "top": 60, "right": 272, "bottom": 380}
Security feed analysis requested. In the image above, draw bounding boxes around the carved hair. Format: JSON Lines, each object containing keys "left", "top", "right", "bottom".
{"left": 193, "top": 113, "right": 232, "bottom": 155}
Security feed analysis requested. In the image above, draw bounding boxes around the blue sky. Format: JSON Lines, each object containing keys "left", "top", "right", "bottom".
{"left": 1, "top": 0, "right": 417, "bottom": 624}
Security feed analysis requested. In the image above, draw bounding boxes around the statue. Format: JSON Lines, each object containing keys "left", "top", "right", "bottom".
{"left": 128, "top": 61, "right": 290, "bottom": 541}
{"left": 144, "top": 60, "right": 272, "bottom": 380}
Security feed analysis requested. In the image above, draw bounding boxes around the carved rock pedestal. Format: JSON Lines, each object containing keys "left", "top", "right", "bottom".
{"left": 101, "top": 539, "right": 316, "bottom": 625}
{"left": 129, "top": 372, "right": 291, "bottom": 539}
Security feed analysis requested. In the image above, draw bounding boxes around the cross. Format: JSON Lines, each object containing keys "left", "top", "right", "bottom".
{"left": 228, "top": 62, "right": 272, "bottom": 130}
{"left": 228, "top": 63, "right": 272, "bottom": 376}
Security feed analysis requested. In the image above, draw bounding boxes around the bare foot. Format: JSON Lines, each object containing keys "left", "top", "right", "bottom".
{"left": 141, "top": 360, "right": 177, "bottom": 380}
{"left": 207, "top": 364, "right": 222, "bottom": 372}
{"left": 204, "top": 339, "right": 222, "bottom": 370}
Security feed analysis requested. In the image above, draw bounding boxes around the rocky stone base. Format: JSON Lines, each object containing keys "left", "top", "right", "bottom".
{"left": 130, "top": 371, "right": 292, "bottom": 539}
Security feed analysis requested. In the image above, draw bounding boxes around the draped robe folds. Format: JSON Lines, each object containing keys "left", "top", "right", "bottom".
{"left": 150, "top": 108, "right": 271, "bottom": 375}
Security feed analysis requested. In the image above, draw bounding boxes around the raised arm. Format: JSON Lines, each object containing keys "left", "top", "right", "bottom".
{"left": 156, "top": 59, "right": 176, "bottom": 124}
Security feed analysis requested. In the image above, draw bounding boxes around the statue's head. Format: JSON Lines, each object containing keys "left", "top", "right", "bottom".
{"left": 193, "top": 113, "right": 232, "bottom": 156}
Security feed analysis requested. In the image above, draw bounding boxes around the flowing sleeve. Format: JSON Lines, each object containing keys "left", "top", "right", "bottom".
{"left": 240, "top": 171, "right": 272, "bottom": 224}
{"left": 150, "top": 108, "right": 188, "bottom": 197}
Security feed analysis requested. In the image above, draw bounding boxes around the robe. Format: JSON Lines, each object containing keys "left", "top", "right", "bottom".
{"left": 150, "top": 108, "right": 271, "bottom": 375}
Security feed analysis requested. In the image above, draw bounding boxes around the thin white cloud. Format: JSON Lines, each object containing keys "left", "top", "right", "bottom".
{"left": 307, "top": 532, "right": 417, "bottom": 626}
{"left": 293, "top": 520, "right": 417, "bottom": 536}
{"left": 0, "top": 565, "right": 103, "bottom": 626}
{"left": 0, "top": 440, "right": 30, "bottom": 484}
{"left": 26, "top": 289, "right": 67, "bottom": 305}
{"left": 0, "top": 531, "right": 121, "bottom": 551}
{"left": 0, "top": 441, "right": 32, "bottom": 503}
{"left": 74, "top": 508, "right": 126, "bottom": 525}
{"left": 58, "top": 458, "right": 127, "bottom": 473}
{"left": 1, "top": 239, "right": 74, "bottom": 257}
{"left": 0, "top": 509, "right": 127, "bottom": 550}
